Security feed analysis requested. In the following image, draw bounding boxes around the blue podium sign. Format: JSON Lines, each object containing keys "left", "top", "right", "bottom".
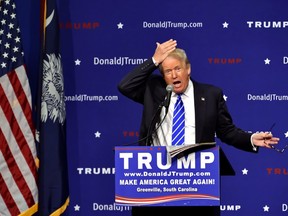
{"left": 115, "top": 146, "right": 220, "bottom": 206}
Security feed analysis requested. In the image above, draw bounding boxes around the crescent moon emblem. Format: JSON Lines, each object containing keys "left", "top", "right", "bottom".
{"left": 46, "top": 10, "right": 55, "bottom": 27}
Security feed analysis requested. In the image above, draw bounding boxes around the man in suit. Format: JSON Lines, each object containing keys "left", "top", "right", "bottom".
{"left": 117, "top": 39, "right": 279, "bottom": 216}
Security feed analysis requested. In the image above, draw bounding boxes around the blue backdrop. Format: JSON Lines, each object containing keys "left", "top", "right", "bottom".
{"left": 18, "top": 0, "right": 288, "bottom": 215}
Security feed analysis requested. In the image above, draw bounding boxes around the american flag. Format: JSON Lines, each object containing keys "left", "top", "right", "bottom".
{"left": 0, "top": 0, "right": 38, "bottom": 216}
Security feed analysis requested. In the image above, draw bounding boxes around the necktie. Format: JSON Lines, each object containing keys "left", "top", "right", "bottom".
{"left": 172, "top": 94, "right": 185, "bottom": 145}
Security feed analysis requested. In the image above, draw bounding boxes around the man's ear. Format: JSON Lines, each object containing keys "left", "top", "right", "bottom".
{"left": 187, "top": 66, "right": 191, "bottom": 76}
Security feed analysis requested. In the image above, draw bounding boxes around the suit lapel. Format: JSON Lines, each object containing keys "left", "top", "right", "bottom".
{"left": 193, "top": 81, "right": 206, "bottom": 143}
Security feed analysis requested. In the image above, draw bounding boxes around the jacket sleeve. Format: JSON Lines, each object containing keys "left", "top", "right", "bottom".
{"left": 117, "top": 58, "right": 157, "bottom": 104}
{"left": 215, "top": 88, "right": 256, "bottom": 153}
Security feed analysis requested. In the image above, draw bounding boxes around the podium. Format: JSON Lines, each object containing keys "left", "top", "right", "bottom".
{"left": 114, "top": 145, "right": 220, "bottom": 207}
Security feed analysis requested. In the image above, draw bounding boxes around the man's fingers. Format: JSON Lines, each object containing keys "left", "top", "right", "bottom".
{"left": 153, "top": 39, "right": 177, "bottom": 63}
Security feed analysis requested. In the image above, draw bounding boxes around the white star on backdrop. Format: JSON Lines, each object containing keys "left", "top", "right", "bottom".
{"left": 95, "top": 131, "right": 101, "bottom": 138}
{"left": 242, "top": 168, "right": 248, "bottom": 175}
{"left": 263, "top": 205, "right": 269, "bottom": 212}
{"left": 117, "top": 22, "right": 124, "bottom": 29}
{"left": 223, "top": 95, "right": 228, "bottom": 101}
{"left": 222, "top": 22, "right": 229, "bottom": 28}
{"left": 75, "top": 59, "right": 81, "bottom": 65}
{"left": 74, "top": 204, "right": 80, "bottom": 211}
{"left": 264, "top": 58, "right": 271, "bottom": 64}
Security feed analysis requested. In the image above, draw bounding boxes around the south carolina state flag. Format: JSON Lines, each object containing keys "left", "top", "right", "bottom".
{"left": 35, "top": 0, "right": 70, "bottom": 215}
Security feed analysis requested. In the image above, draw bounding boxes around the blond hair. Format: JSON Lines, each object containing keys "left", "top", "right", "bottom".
{"left": 158, "top": 48, "right": 191, "bottom": 73}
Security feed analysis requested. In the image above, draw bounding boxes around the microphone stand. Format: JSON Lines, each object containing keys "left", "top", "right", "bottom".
{"left": 122, "top": 101, "right": 169, "bottom": 146}
{"left": 123, "top": 85, "right": 173, "bottom": 146}
{"left": 145, "top": 104, "right": 164, "bottom": 146}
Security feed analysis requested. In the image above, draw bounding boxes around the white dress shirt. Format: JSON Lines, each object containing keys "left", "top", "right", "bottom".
{"left": 153, "top": 80, "right": 195, "bottom": 146}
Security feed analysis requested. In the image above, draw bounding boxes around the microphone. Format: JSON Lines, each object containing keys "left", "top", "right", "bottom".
{"left": 143, "top": 85, "right": 173, "bottom": 146}
{"left": 162, "top": 85, "right": 174, "bottom": 113}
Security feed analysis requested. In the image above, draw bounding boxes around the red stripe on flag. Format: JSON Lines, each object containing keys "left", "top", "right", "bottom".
{"left": 0, "top": 129, "right": 35, "bottom": 209}
{"left": 0, "top": 173, "right": 20, "bottom": 216}
{"left": 8, "top": 71, "right": 37, "bottom": 177}
{"left": 0, "top": 85, "right": 36, "bottom": 207}
{"left": 0, "top": 79, "right": 37, "bottom": 180}
{"left": 8, "top": 66, "right": 35, "bottom": 135}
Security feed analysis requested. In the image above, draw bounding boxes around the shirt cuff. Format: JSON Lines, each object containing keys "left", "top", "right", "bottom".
{"left": 250, "top": 133, "right": 258, "bottom": 151}
{"left": 152, "top": 57, "right": 159, "bottom": 66}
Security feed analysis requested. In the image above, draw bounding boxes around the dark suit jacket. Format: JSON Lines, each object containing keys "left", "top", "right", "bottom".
{"left": 118, "top": 58, "right": 257, "bottom": 152}
{"left": 118, "top": 58, "right": 258, "bottom": 215}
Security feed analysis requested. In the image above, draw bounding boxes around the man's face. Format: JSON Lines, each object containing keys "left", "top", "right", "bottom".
{"left": 161, "top": 56, "right": 191, "bottom": 94}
